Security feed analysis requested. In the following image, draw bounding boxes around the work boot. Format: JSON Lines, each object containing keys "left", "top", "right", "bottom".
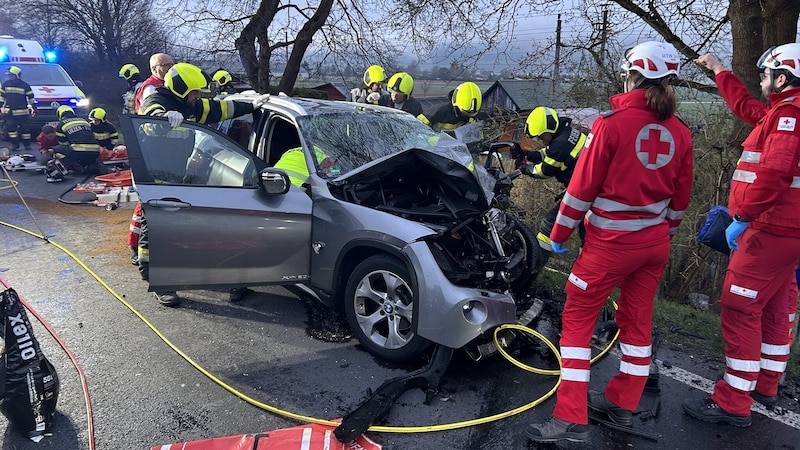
{"left": 129, "top": 247, "right": 139, "bottom": 266}
{"left": 139, "top": 263, "right": 149, "bottom": 281}
{"left": 229, "top": 287, "right": 251, "bottom": 302}
{"left": 524, "top": 416, "right": 590, "bottom": 443}
{"left": 682, "top": 397, "right": 751, "bottom": 427}
{"left": 154, "top": 291, "right": 179, "bottom": 307}
{"left": 588, "top": 390, "right": 633, "bottom": 426}
{"left": 750, "top": 390, "right": 778, "bottom": 410}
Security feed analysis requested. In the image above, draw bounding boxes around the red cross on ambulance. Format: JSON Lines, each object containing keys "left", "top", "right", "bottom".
{"left": 38, "top": 86, "right": 56, "bottom": 94}
{"left": 635, "top": 123, "right": 675, "bottom": 169}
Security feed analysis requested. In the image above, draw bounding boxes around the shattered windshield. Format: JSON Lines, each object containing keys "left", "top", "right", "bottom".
{"left": 296, "top": 110, "right": 440, "bottom": 176}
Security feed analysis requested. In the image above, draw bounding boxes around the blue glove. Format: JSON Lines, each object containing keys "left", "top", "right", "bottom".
{"left": 725, "top": 218, "right": 749, "bottom": 251}
{"left": 551, "top": 241, "right": 568, "bottom": 254}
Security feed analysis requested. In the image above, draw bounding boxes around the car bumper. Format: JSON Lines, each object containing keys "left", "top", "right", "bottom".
{"left": 403, "top": 240, "right": 517, "bottom": 349}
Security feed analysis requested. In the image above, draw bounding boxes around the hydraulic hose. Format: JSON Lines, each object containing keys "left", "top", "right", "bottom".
{"left": 0, "top": 217, "right": 619, "bottom": 437}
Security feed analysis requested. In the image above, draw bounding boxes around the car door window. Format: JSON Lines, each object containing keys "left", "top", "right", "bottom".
{"left": 128, "top": 116, "right": 258, "bottom": 187}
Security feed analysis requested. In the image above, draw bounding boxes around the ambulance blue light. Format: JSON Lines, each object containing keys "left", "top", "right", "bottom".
{"left": 0, "top": 46, "right": 8, "bottom": 62}
{"left": 44, "top": 50, "right": 58, "bottom": 62}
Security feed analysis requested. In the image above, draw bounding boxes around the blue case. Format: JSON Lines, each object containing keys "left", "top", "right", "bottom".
{"left": 697, "top": 205, "right": 732, "bottom": 255}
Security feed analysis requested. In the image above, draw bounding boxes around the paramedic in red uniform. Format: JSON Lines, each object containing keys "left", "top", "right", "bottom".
{"left": 683, "top": 43, "right": 800, "bottom": 426}
{"left": 693, "top": 50, "right": 799, "bottom": 413}
{"left": 525, "top": 41, "right": 693, "bottom": 443}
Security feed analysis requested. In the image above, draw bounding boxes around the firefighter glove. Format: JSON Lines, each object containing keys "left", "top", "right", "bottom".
{"left": 366, "top": 92, "right": 381, "bottom": 103}
{"left": 725, "top": 217, "right": 748, "bottom": 251}
{"left": 551, "top": 241, "right": 568, "bottom": 254}
{"left": 252, "top": 94, "right": 271, "bottom": 108}
{"left": 520, "top": 163, "right": 536, "bottom": 177}
{"left": 165, "top": 110, "right": 184, "bottom": 127}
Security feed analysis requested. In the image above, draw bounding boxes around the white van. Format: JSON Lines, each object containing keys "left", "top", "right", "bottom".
{"left": 0, "top": 36, "right": 90, "bottom": 129}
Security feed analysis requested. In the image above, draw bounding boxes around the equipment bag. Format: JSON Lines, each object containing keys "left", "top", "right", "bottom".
{"left": 0, "top": 287, "right": 60, "bottom": 442}
{"left": 697, "top": 205, "right": 732, "bottom": 255}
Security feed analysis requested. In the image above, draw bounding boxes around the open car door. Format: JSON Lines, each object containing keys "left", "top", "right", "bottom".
{"left": 118, "top": 115, "right": 312, "bottom": 291}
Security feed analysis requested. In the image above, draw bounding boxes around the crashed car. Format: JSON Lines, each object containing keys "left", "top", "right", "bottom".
{"left": 119, "top": 93, "right": 542, "bottom": 362}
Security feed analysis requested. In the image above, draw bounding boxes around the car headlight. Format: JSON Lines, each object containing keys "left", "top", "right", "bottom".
{"left": 75, "top": 98, "right": 91, "bottom": 107}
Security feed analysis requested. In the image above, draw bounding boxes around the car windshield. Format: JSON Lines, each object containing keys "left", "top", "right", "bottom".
{"left": 0, "top": 63, "right": 75, "bottom": 86}
{"left": 296, "top": 110, "right": 440, "bottom": 175}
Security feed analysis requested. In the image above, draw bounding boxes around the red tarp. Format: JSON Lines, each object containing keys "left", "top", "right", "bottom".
{"left": 151, "top": 422, "right": 381, "bottom": 450}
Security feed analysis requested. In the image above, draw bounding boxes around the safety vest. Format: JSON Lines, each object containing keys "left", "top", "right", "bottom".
{"left": 273, "top": 147, "right": 310, "bottom": 187}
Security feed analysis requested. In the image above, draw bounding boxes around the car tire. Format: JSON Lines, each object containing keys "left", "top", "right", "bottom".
{"left": 344, "top": 254, "right": 431, "bottom": 362}
{"left": 505, "top": 215, "right": 544, "bottom": 297}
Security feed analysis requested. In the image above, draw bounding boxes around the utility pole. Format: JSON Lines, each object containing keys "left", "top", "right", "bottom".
{"left": 600, "top": 8, "right": 609, "bottom": 66}
{"left": 553, "top": 14, "right": 562, "bottom": 97}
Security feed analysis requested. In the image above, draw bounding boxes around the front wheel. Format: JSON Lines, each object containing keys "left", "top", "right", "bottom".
{"left": 344, "top": 254, "right": 432, "bottom": 362}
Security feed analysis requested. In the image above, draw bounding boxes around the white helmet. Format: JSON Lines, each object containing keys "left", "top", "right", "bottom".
{"left": 757, "top": 43, "right": 800, "bottom": 78}
{"left": 621, "top": 41, "right": 681, "bottom": 79}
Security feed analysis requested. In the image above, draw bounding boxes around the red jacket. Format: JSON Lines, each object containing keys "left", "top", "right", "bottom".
{"left": 134, "top": 75, "right": 164, "bottom": 113}
{"left": 728, "top": 86, "right": 800, "bottom": 237}
{"left": 550, "top": 89, "right": 693, "bottom": 248}
{"left": 36, "top": 132, "right": 59, "bottom": 152}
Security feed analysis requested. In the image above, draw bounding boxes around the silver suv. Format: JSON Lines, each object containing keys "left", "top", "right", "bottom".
{"left": 119, "top": 93, "right": 540, "bottom": 362}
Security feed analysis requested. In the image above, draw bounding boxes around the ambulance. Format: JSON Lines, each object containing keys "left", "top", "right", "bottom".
{"left": 0, "top": 36, "right": 90, "bottom": 130}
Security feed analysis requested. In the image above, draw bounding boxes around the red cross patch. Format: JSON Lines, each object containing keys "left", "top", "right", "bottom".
{"left": 635, "top": 124, "right": 675, "bottom": 169}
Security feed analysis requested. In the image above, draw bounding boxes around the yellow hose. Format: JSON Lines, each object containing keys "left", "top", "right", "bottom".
{"left": 0, "top": 218, "right": 619, "bottom": 434}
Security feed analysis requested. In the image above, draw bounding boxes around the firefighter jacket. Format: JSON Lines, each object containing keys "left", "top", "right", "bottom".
{"left": 422, "top": 103, "right": 484, "bottom": 131}
{"left": 0, "top": 78, "right": 35, "bottom": 116}
{"left": 377, "top": 94, "right": 427, "bottom": 122}
{"left": 91, "top": 121, "right": 120, "bottom": 149}
{"left": 550, "top": 89, "right": 693, "bottom": 249}
{"left": 56, "top": 114, "right": 99, "bottom": 152}
{"left": 726, "top": 83, "right": 800, "bottom": 237}
{"left": 139, "top": 86, "right": 255, "bottom": 125}
{"left": 135, "top": 75, "right": 164, "bottom": 113}
{"left": 524, "top": 118, "right": 587, "bottom": 186}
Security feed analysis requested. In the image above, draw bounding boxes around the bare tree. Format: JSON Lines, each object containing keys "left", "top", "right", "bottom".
{"left": 7, "top": 0, "right": 168, "bottom": 66}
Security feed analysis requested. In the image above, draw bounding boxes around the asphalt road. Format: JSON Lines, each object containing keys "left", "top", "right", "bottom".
{"left": 1, "top": 154, "right": 799, "bottom": 450}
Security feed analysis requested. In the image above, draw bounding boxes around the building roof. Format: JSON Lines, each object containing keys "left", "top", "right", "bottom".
{"left": 482, "top": 79, "right": 576, "bottom": 112}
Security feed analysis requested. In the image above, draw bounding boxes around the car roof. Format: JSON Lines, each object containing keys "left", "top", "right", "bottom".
{"left": 222, "top": 91, "right": 403, "bottom": 118}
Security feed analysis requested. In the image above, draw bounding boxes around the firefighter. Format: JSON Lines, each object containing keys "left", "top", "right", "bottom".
{"left": 0, "top": 66, "right": 37, "bottom": 150}
{"left": 422, "top": 81, "right": 484, "bottom": 131}
{"left": 525, "top": 41, "right": 693, "bottom": 443}
{"left": 135, "top": 53, "right": 173, "bottom": 113}
{"left": 119, "top": 63, "right": 143, "bottom": 114}
{"left": 52, "top": 105, "right": 100, "bottom": 177}
{"left": 510, "top": 107, "right": 587, "bottom": 280}
{"left": 349, "top": 65, "right": 386, "bottom": 103}
{"left": 212, "top": 69, "right": 238, "bottom": 96}
{"left": 137, "top": 62, "right": 270, "bottom": 307}
{"left": 682, "top": 44, "right": 800, "bottom": 426}
{"left": 88, "top": 108, "right": 119, "bottom": 150}
{"left": 377, "top": 72, "right": 427, "bottom": 122}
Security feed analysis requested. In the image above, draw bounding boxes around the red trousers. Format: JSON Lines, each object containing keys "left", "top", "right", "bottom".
{"left": 126, "top": 201, "right": 143, "bottom": 247}
{"left": 711, "top": 227, "right": 800, "bottom": 416}
{"left": 553, "top": 240, "right": 670, "bottom": 424}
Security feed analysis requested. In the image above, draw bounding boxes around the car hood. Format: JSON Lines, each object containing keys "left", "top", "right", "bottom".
{"left": 331, "top": 136, "right": 497, "bottom": 210}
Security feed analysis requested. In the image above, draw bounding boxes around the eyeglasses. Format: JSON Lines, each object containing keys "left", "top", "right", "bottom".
{"left": 151, "top": 63, "right": 174, "bottom": 70}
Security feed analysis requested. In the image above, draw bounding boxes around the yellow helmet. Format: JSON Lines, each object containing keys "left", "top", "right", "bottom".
{"left": 451, "top": 82, "right": 482, "bottom": 117}
{"left": 119, "top": 63, "right": 140, "bottom": 80}
{"left": 525, "top": 106, "right": 559, "bottom": 137}
{"left": 363, "top": 65, "right": 386, "bottom": 87}
{"left": 212, "top": 69, "right": 232, "bottom": 86}
{"left": 165, "top": 63, "right": 208, "bottom": 99}
{"left": 89, "top": 107, "right": 107, "bottom": 121}
{"left": 7, "top": 66, "right": 22, "bottom": 76}
{"left": 387, "top": 72, "right": 414, "bottom": 96}
{"left": 57, "top": 105, "right": 74, "bottom": 119}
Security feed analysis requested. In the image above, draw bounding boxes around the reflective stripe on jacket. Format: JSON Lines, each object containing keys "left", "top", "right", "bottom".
{"left": 550, "top": 89, "right": 693, "bottom": 248}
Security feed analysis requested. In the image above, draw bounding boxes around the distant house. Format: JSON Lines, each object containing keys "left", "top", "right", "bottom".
{"left": 311, "top": 82, "right": 349, "bottom": 101}
{"left": 481, "top": 79, "right": 574, "bottom": 113}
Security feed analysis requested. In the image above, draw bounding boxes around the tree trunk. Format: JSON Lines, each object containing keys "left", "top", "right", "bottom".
{"left": 235, "top": 0, "right": 279, "bottom": 92}
{"left": 277, "top": 0, "right": 334, "bottom": 94}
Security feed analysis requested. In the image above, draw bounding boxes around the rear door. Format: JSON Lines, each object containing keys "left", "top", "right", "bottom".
{"left": 119, "top": 115, "right": 312, "bottom": 291}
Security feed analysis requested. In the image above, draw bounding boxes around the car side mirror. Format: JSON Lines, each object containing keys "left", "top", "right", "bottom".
{"left": 259, "top": 168, "right": 291, "bottom": 194}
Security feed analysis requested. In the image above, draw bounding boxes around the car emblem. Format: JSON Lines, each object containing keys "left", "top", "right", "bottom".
{"left": 50, "top": 101, "right": 60, "bottom": 108}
